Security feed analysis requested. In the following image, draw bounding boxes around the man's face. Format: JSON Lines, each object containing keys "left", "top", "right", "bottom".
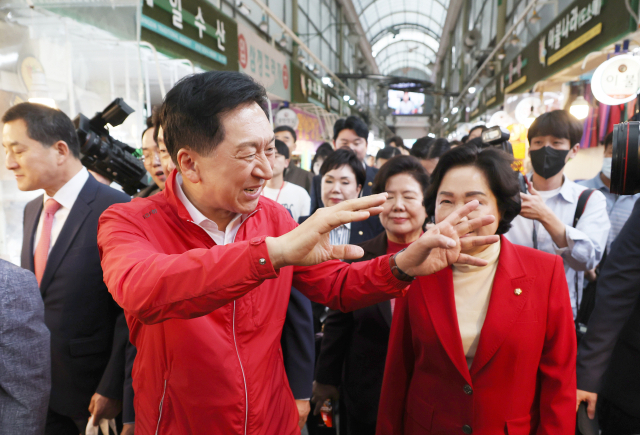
{"left": 3, "top": 119, "right": 60, "bottom": 191}
{"left": 335, "top": 129, "right": 367, "bottom": 162}
{"left": 468, "top": 128, "right": 483, "bottom": 141}
{"left": 275, "top": 130, "right": 296, "bottom": 154}
{"left": 142, "top": 127, "right": 166, "bottom": 190}
{"left": 272, "top": 152, "right": 289, "bottom": 178}
{"left": 179, "top": 102, "right": 275, "bottom": 216}
{"left": 156, "top": 127, "right": 177, "bottom": 178}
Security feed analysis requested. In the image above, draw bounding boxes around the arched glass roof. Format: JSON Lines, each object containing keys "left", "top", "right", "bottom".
{"left": 353, "top": 0, "right": 449, "bottom": 77}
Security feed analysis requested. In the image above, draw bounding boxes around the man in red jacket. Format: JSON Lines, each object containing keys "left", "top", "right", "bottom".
{"left": 97, "top": 71, "right": 498, "bottom": 435}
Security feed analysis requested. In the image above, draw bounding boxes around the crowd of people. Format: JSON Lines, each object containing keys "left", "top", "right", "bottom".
{"left": 1, "top": 70, "right": 640, "bottom": 435}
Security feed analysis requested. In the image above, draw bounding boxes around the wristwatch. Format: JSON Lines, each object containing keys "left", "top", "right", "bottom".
{"left": 389, "top": 248, "right": 415, "bottom": 282}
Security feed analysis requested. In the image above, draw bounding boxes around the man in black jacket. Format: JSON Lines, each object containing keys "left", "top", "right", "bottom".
{"left": 309, "top": 116, "right": 380, "bottom": 216}
{"left": 275, "top": 125, "right": 314, "bottom": 193}
{"left": 3, "top": 103, "right": 130, "bottom": 434}
{"left": 577, "top": 200, "right": 640, "bottom": 434}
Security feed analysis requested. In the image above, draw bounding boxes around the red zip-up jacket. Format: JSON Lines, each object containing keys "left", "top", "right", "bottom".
{"left": 97, "top": 172, "right": 408, "bottom": 435}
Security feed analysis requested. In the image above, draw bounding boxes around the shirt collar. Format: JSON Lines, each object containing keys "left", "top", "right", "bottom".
{"left": 527, "top": 173, "right": 579, "bottom": 203}
{"left": 174, "top": 173, "right": 244, "bottom": 229}
{"left": 44, "top": 167, "right": 89, "bottom": 209}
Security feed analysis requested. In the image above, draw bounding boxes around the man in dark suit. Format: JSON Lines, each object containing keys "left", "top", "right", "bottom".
{"left": 2, "top": 102, "right": 130, "bottom": 434}
{"left": 0, "top": 259, "right": 50, "bottom": 435}
{"left": 577, "top": 200, "right": 640, "bottom": 434}
{"left": 309, "top": 116, "right": 379, "bottom": 215}
{"left": 275, "top": 125, "right": 314, "bottom": 193}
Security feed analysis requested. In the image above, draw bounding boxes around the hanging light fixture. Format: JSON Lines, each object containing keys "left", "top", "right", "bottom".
{"left": 349, "top": 99, "right": 356, "bottom": 106}
{"left": 570, "top": 95, "right": 590, "bottom": 120}
{"left": 496, "top": 48, "right": 506, "bottom": 60}
{"left": 297, "top": 53, "right": 306, "bottom": 64}
{"left": 529, "top": 9, "right": 541, "bottom": 24}
{"left": 343, "top": 95, "right": 350, "bottom": 101}
{"left": 510, "top": 33, "right": 521, "bottom": 46}
{"left": 259, "top": 14, "right": 269, "bottom": 33}
{"left": 524, "top": 106, "right": 536, "bottom": 128}
{"left": 278, "top": 33, "right": 287, "bottom": 48}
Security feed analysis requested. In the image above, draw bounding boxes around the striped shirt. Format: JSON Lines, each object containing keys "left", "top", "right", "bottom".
{"left": 329, "top": 223, "right": 351, "bottom": 246}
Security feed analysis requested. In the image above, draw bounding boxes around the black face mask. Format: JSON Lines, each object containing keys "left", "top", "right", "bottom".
{"left": 529, "top": 146, "right": 570, "bottom": 179}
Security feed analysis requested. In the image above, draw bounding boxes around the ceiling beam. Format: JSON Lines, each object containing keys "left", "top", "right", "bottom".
{"left": 431, "top": 0, "right": 463, "bottom": 81}
{"left": 335, "top": 0, "right": 380, "bottom": 74}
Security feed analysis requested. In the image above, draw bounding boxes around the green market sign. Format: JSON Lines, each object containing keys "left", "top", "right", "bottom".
{"left": 500, "top": 0, "right": 637, "bottom": 94}
{"left": 141, "top": 0, "right": 238, "bottom": 71}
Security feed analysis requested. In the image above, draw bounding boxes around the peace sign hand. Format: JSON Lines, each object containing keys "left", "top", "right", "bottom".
{"left": 395, "top": 200, "right": 500, "bottom": 277}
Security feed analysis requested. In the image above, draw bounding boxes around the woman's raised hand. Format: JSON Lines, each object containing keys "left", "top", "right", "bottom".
{"left": 395, "top": 200, "right": 501, "bottom": 277}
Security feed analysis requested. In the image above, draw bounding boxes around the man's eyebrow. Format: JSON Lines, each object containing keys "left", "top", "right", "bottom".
{"left": 237, "top": 135, "right": 276, "bottom": 149}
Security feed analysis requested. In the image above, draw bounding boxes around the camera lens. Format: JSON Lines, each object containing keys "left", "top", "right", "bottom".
{"left": 611, "top": 121, "right": 640, "bottom": 195}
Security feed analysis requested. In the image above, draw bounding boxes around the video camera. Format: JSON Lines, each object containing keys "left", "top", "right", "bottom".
{"left": 73, "top": 98, "right": 148, "bottom": 196}
{"left": 611, "top": 121, "right": 640, "bottom": 195}
{"left": 471, "top": 125, "right": 528, "bottom": 194}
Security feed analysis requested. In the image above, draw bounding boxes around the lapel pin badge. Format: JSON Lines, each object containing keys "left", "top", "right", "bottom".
{"left": 514, "top": 288, "right": 523, "bottom": 296}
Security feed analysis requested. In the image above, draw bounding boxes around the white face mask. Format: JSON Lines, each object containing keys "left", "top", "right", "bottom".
{"left": 602, "top": 157, "right": 612, "bottom": 179}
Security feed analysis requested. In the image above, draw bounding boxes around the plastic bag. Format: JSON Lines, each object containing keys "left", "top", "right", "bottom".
{"left": 85, "top": 415, "right": 118, "bottom": 435}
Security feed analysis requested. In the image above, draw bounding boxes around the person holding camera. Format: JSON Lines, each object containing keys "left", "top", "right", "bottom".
{"left": 376, "top": 145, "right": 576, "bottom": 434}
{"left": 505, "top": 110, "right": 610, "bottom": 320}
{"left": 2, "top": 103, "right": 130, "bottom": 434}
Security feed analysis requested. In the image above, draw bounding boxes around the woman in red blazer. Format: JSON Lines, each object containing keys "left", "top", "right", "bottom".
{"left": 377, "top": 146, "right": 576, "bottom": 435}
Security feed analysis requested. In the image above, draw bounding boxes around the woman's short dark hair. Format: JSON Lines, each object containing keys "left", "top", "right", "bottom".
{"left": 333, "top": 116, "right": 368, "bottom": 141}
{"left": 372, "top": 155, "right": 430, "bottom": 201}
{"left": 160, "top": 71, "right": 268, "bottom": 163}
{"left": 528, "top": 110, "right": 583, "bottom": 146}
{"left": 320, "top": 148, "right": 366, "bottom": 188}
{"left": 425, "top": 145, "right": 521, "bottom": 235}
{"left": 2, "top": 102, "right": 81, "bottom": 158}
{"left": 274, "top": 139, "right": 289, "bottom": 159}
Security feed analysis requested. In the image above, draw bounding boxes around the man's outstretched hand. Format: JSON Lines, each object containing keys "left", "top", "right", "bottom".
{"left": 395, "top": 200, "right": 500, "bottom": 277}
{"left": 265, "top": 197, "right": 499, "bottom": 279}
{"left": 266, "top": 193, "right": 387, "bottom": 269}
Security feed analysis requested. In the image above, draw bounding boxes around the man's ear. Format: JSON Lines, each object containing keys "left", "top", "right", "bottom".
{"left": 567, "top": 143, "right": 580, "bottom": 161}
{"left": 177, "top": 148, "right": 199, "bottom": 183}
{"left": 51, "top": 140, "right": 72, "bottom": 165}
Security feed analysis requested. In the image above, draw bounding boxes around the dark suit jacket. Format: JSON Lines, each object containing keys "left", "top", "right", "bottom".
{"left": 577, "top": 200, "right": 640, "bottom": 417}
{"left": 282, "top": 288, "right": 315, "bottom": 399}
{"left": 284, "top": 163, "right": 314, "bottom": 193}
{"left": 309, "top": 164, "right": 378, "bottom": 215}
{"left": 0, "top": 259, "right": 50, "bottom": 435}
{"left": 21, "top": 174, "right": 130, "bottom": 419}
{"left": 315, "top": 232, "right": 390, "bottom": 426}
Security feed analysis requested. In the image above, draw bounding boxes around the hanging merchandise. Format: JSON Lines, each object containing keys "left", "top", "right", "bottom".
{"left": 591, "top": 55, "right": 640, "bottom": 105}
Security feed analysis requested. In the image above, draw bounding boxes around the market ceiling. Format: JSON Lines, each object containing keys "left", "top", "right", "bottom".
{"left": 352, "top": 0, "right": 448, "bottom": 79}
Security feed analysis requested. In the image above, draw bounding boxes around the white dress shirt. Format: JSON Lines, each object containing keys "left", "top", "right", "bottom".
{"left": 329, "top": 222, "right": 351, "bottom": 246}
{"left": 34, "top": 167, "right": 90, "bottom": 254}
{"left": 505, "top": 175, "right": 610, "bottom": 318}
{"left": 174, "top": 173, "right": 246, "bottom": 245}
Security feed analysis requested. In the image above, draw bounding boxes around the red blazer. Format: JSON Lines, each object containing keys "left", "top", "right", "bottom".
{"left": 376, "top": 237, "right": 576, "bottom": 435}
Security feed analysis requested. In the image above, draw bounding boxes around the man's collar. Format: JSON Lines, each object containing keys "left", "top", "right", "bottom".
{"left": 174, "top": 173, "right": 244, "bottom": 229}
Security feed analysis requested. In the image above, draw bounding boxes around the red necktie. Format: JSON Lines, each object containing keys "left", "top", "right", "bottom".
{"left": 34, "top": 198, "right": 62, "bottom": 285}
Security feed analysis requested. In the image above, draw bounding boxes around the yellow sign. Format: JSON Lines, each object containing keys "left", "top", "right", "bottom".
{"left": 504, "top": 75, "right": 527, "bottom": 94}
{"left": 548, "top": 23, "right": 602, "bottom": 66}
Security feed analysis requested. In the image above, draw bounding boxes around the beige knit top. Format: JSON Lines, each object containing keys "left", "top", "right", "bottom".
{"left": 452, "top": 240, "right": 501, "bottom": 369}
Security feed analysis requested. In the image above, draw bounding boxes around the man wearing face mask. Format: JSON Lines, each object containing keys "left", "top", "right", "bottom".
{"left": 505, "top": 110, "right": 610, "bottom": 320}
